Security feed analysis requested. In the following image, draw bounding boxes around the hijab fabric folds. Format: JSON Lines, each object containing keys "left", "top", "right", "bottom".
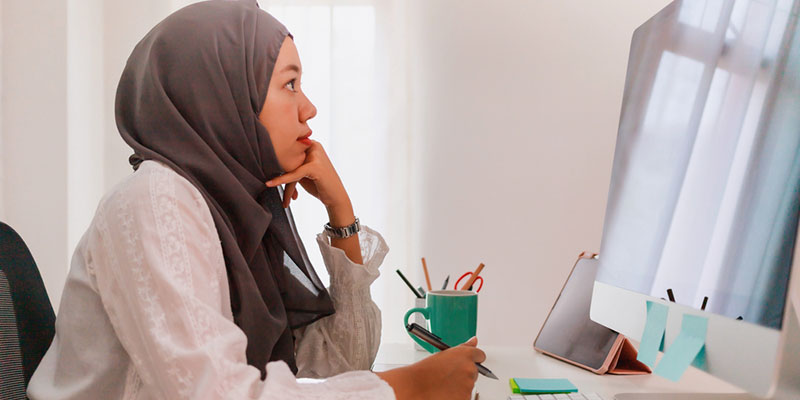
{"left": 115, "top": 0, "right": 335, "bottom": 377}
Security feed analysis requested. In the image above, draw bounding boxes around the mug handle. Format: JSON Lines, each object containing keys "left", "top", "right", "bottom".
{"left": 403, "top": 307, "right": 435, "bottom": 353}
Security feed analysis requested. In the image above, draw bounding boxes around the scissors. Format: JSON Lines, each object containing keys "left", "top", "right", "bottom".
{"left": 454, "top": 271, "right": 484, "bottom": 292}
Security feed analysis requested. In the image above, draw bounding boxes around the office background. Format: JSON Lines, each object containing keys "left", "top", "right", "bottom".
{"left": 2, "top": 0, "right": 797, "bottom": 348}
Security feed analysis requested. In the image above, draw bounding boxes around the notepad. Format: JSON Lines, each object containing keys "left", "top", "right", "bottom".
{"left": 509, "top": 378, "right": 578, "bottom": 394}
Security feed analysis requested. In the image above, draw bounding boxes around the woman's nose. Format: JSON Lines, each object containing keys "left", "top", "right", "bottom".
{"left": 300, "top": 92, "right": 317, "bottom": 122}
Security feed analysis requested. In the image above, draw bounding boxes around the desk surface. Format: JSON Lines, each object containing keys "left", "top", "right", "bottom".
{"left": 374, "top": 343, "right": 744, "bottom": 399}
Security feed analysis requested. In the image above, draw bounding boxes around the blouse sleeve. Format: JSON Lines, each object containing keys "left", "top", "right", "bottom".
{"left": 293, "top": 225, "right": 389, "bottom": 378}
{"left": 85, "top": 165, "right": 395, "bottom": 400}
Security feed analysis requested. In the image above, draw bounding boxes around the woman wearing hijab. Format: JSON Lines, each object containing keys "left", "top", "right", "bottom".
{"left": 27, "top": 1, "right": 484, "bottom": 399}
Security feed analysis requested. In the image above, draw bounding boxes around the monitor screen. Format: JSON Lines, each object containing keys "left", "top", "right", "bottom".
{"left": 596, "top": 0, "right": 800, "bottom": 330}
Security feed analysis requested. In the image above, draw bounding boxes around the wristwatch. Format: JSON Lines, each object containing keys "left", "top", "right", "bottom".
{"left": 324, "top": 217, "right": 361, "bottom": 239}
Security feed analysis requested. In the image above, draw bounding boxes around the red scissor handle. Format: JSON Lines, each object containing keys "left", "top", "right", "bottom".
{"left": 454, "top": 272, "right": 484, "bottom": 292}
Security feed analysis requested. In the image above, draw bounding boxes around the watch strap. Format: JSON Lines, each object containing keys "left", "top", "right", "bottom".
{"left": 324, "top": 217, "right": 360, "bottom": 239}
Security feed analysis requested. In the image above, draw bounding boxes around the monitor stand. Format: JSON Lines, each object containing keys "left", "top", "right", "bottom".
{"left": 615, "top": 302, "right": 800, "bottom": 400}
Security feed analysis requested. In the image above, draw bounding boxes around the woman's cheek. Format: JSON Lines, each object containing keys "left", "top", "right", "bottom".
{"left": 292, "top": 149, "right": 306, "bottom": 170}
{"left": 278, "top": 142, "right": 305, "bottom": 171}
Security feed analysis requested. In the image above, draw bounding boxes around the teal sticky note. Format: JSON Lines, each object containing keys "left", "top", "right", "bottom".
{"left": 691, "top": 345, "right": 708, "bottom": 372}
{"left": 653, "top": 314, "right": 708, "bottom": 381}
{"left": 637, "top": 301, "right": 669, "bottom": 367}
{"left": 511, "top": 378, "right": 578, "bottom": 394}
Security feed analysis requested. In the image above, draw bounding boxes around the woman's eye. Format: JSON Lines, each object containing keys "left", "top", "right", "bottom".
{"left": 285, "top": 79, "right": 296, "bottom": 92}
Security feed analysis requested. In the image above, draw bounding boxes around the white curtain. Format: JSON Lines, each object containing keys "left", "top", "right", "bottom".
{"left": 261, "top": 0, "right": 414, "bottom": 344}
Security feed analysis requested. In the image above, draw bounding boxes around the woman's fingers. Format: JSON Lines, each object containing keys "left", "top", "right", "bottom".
{"left": 472, "top": 348, "right": 486, "bottom": 363}
{"left": 266, "top": 166, "right": 312, "bottom": 187}
{"left": 298, "top": 177, "right": 318, "bottom": 198}
{"left": 283, "top": 182, "right": 297, "bottom": 208}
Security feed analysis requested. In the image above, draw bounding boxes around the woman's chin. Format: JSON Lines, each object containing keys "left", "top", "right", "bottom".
{"left": 280, "top": 156, "right": 305, "bottom": 173}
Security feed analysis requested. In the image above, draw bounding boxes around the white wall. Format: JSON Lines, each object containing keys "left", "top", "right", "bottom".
{"left": 67, "top": 0, "right": 105, "bottom": 274}
{"left": 405, "top": 0, "right": 672, "bottom": 346}
{"left": 1, "top": 0, "right": 185, "bottom": 311}
{"left": 2, "top": 0, "right": 69, "bottom": 308}
{"left": 102, "top": 1, "right": 179, "bottom": 192}
{"left": 0, "top": 1, "right": 4, "bottom": 222}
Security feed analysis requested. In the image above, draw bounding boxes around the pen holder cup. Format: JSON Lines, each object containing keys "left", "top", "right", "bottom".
{"left": 403, "top": 290, "right": 478, "bottom": 354}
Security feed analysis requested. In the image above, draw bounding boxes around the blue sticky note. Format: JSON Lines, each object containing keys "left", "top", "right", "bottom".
{"left": 653, "top": 314, "right": 708, "bottom": 381}
{"left": 637, "top": 301, "right": 669, "bottom": 367}
{"left": 512, "top": 378, "right": 578, "bottom": 394}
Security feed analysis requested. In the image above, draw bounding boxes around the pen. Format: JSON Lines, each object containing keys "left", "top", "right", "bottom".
{"left": 406, "top": 322, "right": 498, "bottom": 380}
{"left": 396, "top": 269, "right": 424, "bottom": 299}
{"left": 441, "top": 275, "right": 450, "bottom": 290}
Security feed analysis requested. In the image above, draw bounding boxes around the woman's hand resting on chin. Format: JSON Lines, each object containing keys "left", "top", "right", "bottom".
{"left": 266, "top": 139, "right": 363, "bottom": 263}
{"left": 266, "top": 140, "right": 351, "bottom": 214}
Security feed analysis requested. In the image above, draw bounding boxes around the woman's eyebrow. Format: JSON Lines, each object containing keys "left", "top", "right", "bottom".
{"left": 280, "top": 64, "right": 301, "bottom": 73}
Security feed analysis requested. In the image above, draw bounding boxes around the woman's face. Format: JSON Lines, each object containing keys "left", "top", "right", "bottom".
{"left": 259, "top": 37, "right": 317, "bottom": 172}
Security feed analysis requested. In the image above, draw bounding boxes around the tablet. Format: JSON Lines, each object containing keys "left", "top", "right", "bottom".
{"left": 533, "top": 253, "right": 622, "bottom": 374}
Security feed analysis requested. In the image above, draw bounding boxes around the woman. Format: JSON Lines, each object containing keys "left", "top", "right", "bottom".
{"left": 27, "top": 1, "right": 484, "bottom": 399}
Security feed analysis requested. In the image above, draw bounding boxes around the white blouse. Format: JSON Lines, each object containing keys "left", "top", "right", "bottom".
{"left": 27, "top": 160, "right": 396, "bottom": 400}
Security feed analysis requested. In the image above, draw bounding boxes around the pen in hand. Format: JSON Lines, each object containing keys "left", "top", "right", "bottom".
{"left": 406, "top": 322, "right": 498, "bottom": 380}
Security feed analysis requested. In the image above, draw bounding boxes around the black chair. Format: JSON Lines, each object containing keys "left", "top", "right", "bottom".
{"left": 0, "top": 222, "right": 56, "bottom": 399}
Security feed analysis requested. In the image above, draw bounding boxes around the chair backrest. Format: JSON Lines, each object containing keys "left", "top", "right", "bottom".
{"left": 0, "top": 222, "right": 56, "bottom": 399}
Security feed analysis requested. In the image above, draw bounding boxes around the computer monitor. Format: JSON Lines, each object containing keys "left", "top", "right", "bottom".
{"left": 590, "top": 0, "right": 800, "bottom": 398}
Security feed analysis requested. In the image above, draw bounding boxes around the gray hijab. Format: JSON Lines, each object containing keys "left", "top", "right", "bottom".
{"left": 115, "top": 0, "right": 334, "bottom": 378}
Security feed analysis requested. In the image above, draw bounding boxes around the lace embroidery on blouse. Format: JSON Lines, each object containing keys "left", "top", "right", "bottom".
{"left": 38, "top": 160, "right": 394, "bottom": 400}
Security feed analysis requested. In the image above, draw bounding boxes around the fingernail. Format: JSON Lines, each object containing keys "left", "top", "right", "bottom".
{"left": 266, "top": 181, "right": 274, "bottom": 187}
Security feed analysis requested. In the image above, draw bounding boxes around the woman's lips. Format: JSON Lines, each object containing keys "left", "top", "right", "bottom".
{"left": 297, "top": 131, "right": 312, "bottom": 146}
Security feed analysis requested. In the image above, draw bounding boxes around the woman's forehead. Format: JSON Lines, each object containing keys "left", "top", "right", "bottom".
{"left": 275, "top": 37, "right": 302, "bottom": 74}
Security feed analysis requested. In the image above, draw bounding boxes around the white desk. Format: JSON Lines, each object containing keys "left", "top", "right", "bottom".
{"left": 374, "top": 343, "right": 744, "bottom": 399}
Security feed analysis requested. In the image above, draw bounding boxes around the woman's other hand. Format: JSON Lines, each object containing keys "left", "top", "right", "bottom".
{"left": 265, "top": 140, "right": 350, "bottom": 212}
{"left": 376, "top": 337, "right": 486, "bottom": 400}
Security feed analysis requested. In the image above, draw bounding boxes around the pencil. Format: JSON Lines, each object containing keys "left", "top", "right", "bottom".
{"left": 396, "top": 269, "right": 424, "bottom": 298}
{"left": 460, "top": 263, "right": 485, "bottom": 290}
{"left": 421, "top": 257, "right": 432, "bottom": 291}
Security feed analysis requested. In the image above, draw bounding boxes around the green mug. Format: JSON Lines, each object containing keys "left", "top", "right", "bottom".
{"left": 403, "top": 290, "right": 478, "bottom": 353}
